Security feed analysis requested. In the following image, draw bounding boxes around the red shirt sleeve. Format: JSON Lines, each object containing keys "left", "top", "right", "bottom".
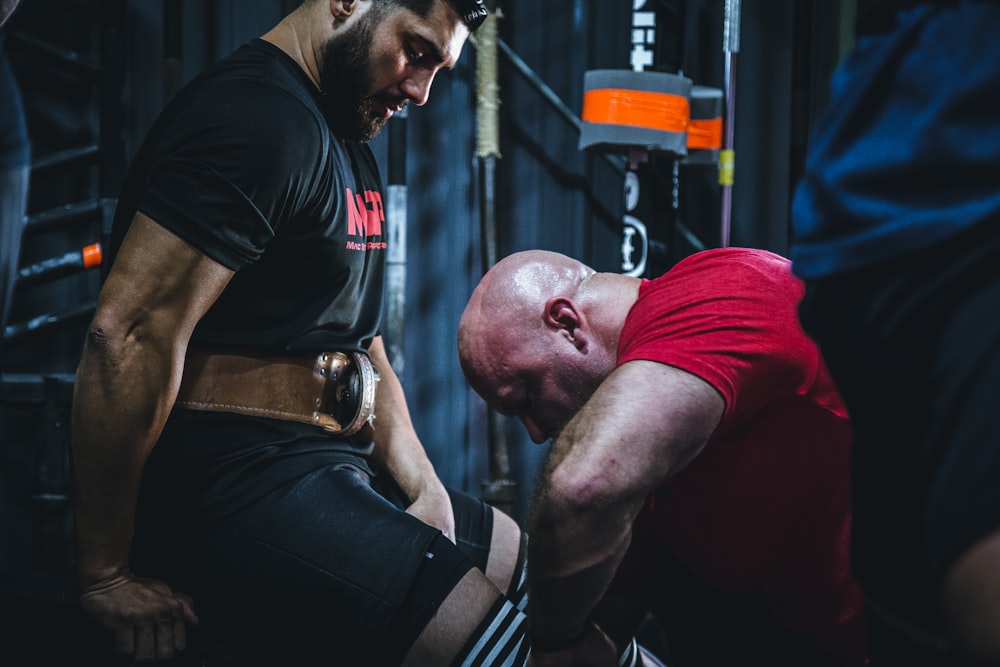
{"left": 617, "top": 248, "right": 846, "bottom": 432}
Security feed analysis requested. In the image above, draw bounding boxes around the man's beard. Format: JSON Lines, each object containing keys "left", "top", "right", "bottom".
{"left": 317, "top": 12, "right": 397, "bottom": 142}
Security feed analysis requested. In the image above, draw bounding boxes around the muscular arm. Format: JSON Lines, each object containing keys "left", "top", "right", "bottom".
{"left": 526, "top": 360, "right": 724, "bottom": 656}
{"left": 368, "top": 336, "right": 455, "bottom": 541}
{"left": 72, "top": 213, "right": 233, "bottom": 660}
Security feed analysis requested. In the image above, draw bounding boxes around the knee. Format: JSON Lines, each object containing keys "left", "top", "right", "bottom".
{"left": 941, "top": 529, "right": 1000, "bottom": 664}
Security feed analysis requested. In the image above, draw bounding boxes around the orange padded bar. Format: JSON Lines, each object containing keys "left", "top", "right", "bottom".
{"left": 687, "top": 117, "right": 723, "bottom": 150}
{"left": 582, "top": 88, "right": 690, "bottom": 134}
{"left": 82, "top": 242, "right": 103, "bottom": 269}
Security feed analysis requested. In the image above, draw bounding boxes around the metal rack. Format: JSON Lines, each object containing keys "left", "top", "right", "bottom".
{"left": 1, "top": 0, "right": 127, "bottom": 572}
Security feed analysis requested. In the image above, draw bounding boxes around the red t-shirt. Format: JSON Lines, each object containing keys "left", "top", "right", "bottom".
{"left": 618, "top": 248, "right": 866, "bottom": 665}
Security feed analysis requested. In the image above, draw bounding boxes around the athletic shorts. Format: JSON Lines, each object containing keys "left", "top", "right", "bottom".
{"left": 132, "top": 448, "right": 494, "bottom": 666}
{"left": 798, "top": 218, "right": 1000, "bottom": 636}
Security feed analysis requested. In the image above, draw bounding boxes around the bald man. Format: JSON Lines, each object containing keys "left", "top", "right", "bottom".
{"left": 458, "top": 248, "right": 868, "bottom": 667}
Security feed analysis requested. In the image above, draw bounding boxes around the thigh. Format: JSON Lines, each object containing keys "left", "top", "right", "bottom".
{"left": 190, "top": 467, "right": 520, "bottom": 666}
{"left": 195, "top": 462, "right": 444, "bottom": 665}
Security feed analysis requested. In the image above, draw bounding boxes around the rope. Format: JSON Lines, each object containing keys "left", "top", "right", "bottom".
{"left": 474, "top": 10, "right": 501, "bottom": 159}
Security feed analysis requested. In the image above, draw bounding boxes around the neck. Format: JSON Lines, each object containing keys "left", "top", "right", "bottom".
{"left": 579, "top": 272, "right": 641, "bottom": 355}
{"left": 261, "top": 10, "right": 322, "bottom": 90}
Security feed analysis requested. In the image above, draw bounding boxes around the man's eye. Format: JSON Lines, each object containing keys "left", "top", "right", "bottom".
{"left": 405, "top": 46, "right": 421, "bottom": 63}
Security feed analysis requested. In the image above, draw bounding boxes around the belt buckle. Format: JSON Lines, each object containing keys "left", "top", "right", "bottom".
{"left": 314, "top": 351, "right": 380, "bottom": 437}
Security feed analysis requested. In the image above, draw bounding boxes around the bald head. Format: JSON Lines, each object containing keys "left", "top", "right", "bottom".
{"left": 458, "top": 250, "right": 593, "bottom": 376}
{"left": 458, "top": 250, "right": 635, "bottom": 442}
{"left": 462, "top": 249, "right": 593, "bottom": 317}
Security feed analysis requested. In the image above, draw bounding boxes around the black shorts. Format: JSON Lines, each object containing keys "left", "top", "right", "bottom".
{"left": 133, "top": 448, "right": 494, "bottom": 666}
{"left": 798, "top": 219, "right": 1000, "bottom": 636}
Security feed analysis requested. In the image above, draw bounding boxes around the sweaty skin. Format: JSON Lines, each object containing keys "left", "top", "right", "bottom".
{"left": 458, "top": 250, "right": 725, "bottom": 666}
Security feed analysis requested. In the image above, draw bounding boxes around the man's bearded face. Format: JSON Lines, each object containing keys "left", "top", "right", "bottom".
{"left": 317, "top": 12, "right": 391, "bottom": 142}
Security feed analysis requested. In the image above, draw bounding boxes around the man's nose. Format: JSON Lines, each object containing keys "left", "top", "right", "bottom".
{"left": 400, "top": 70, "right": 435, "bottom": 106}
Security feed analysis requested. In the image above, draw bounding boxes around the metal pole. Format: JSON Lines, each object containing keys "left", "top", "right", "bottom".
{"left": 385, "top": 108, "right": 408, "bottom": 375}
{"left": 497, "top": 37, "right": 625, "bottom": 176}
{"left": 720, "top": 0, "right": 740, "bottom": 247}
{"left": 474, "top": 8, "right": 516, "bottom": 517}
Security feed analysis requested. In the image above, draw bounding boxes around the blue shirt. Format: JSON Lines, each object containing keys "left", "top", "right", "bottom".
{"left": 791, "top": 1, "right": 1000, "bottom": 279}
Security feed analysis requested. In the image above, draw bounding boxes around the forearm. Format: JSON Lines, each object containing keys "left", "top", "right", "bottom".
{"left": 368, "top": 337, "right": 441, "bottom": 500}
{"left": 527, "top": 361, "right": 723, "bottom": 647}
{"left": 527, "top": 474, "right": 636, "bottom": 647}
{"left": 71, "top": 333, "right": 181, "bottom": 587}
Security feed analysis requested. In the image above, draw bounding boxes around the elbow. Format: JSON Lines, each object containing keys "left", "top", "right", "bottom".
{"left": 82, "top": 307, "right": 132, "bottom": 356}
{"left": 79, "top": 303, "right": 158, "bottom": 370}
{"left": 545, "top": 464, "right": 617, "bottom": 519}
{"left": 535, "top": 463, "right": 638, "bottom": 569}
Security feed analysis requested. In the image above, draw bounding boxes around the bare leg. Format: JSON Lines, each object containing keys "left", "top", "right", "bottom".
{"left": 401, "top": 508, "right": 527, "bottom": 666}
{"left": 401, "top": 569, "right": 506, "bottom": 666}
{"left": 485, "top": 508, "right": 521, "bottom": 594}
{"left": 941, "top": 527, "right": 1000, "bottom": 664}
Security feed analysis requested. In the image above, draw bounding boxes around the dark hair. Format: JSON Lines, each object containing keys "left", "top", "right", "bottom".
{"left": 383, "top": 0, "right": 488, "bottom": 31}
{"left": 450, "top": 0, "right": 488, "bottom": 30}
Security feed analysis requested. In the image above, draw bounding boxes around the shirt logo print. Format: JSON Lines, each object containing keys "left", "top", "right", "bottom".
{"left": 345, "top": 187, "right": 387, "bottom": 251}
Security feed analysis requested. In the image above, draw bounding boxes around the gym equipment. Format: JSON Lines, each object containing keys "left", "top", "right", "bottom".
{"left": 16, "top": 242, "right": 102, "bottom": 289}
{"left": 720, "top": 0, "right": 741, "bottom": 247}
{"left": 579, "top": 66, "right": 723, "bottom": 277}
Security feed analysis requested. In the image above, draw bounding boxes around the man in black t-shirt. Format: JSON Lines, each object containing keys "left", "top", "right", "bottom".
{"left": 70, "top": 2, "right": 534, "bottom": 666}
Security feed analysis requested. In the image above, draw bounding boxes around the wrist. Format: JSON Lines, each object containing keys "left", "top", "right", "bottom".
{"left": 76, "top": 555, "right": 131, "bottom": 590}
{"left": 78, "top": 568, "right": 133, "bottom": 595}
{"left": 410, "top": 472, "right": 446, "bottom": 499}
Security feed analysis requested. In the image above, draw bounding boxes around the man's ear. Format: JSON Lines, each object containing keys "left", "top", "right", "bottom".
{"left": 543, "top": 297, "right": 585, "bottom": 350}
{"left": 331, "top": 0, "right": 356, "bottom": 24}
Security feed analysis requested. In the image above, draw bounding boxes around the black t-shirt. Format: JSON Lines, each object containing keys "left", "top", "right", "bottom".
{"left": 111, "top": 38, "right": 386, "bottom": 354}
{"left": 113, "top": 40, "right": 391, "bottom": 523}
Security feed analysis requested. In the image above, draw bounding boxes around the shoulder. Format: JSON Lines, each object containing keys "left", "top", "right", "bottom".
{"left": 154, "top": 74, "right": 331, "bottom": 190}
{"left": 170, "top": 42, "right": 329, "bottom": 154}
{"left": 669, "top": 247, "right": 793, "bottom": 280}
{"left": 637, "top": 247, "right": 799, "bottom": 311}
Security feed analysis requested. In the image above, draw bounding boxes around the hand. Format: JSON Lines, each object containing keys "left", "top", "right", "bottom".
{"left": 528, "top": 623, "right": 618, "bottom": 667}
{"left": 79, "top": 570, "right": 199, "bottom": 662}
{"left": 405, "top": 479, "right": 456, "bottom": 543}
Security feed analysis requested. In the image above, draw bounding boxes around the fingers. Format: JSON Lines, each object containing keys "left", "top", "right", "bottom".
{"left": 133, "top": 623, "right": 156, "bottom": 662}
{"left": 113, "top": 624, "right": 136, "bottom": 660}
{"left": 177, "top": 591, "right": 200, "bottom": 626}
{"left": 172, "top": 614, "right": 189, "bottom": 652}
{"left": 86, "top": 577, "right": 197, "bottom": 663}
{"left": 115, "top": 602, "right": 190, "bottom": 662}
{"left": 156, "top": 612, "right": 185, "bottom": 660}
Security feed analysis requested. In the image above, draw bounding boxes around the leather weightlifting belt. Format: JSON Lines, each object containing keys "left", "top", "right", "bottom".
{"left": 175, "top": 349, "right": 379, "bottom": 438}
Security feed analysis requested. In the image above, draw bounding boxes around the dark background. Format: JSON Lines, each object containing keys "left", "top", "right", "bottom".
{"left": 0, "top": 0, "right": 854, "bottom": 575}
